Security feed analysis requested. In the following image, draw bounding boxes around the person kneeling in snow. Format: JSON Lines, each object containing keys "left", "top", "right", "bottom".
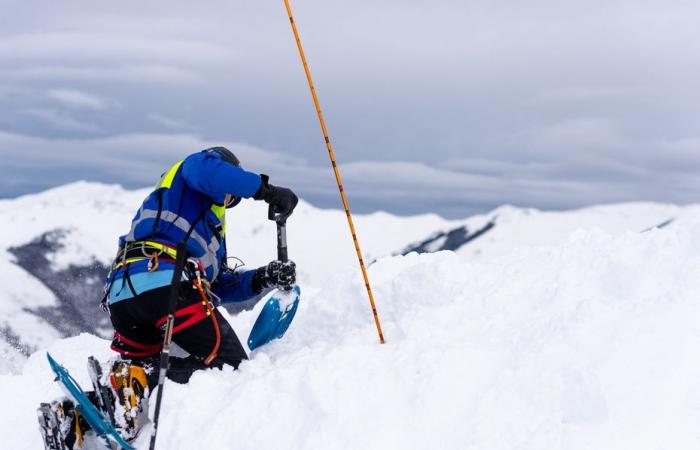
{"left": 37, "top": 147, "right": 299, "bottom": 450}
{"left": 102, "top": 147, "right": 298, "bottom": 438}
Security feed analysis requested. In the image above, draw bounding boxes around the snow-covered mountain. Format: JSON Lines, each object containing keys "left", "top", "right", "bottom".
{"left": 401, "top": 202, "right": 681, "bottom": 258}
{"left": 3, "top": 183, "right": 700, "bottom": 449}
{"left": 0, "top": 181, "right": 455, "bottom": 372}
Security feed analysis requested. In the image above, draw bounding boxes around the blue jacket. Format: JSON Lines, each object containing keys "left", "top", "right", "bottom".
{"left": 106, "top": 149, "right": 263, "bottom": 305}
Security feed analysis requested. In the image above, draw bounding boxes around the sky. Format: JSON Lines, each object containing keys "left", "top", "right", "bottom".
{"left": 1, "top": 0, "right": 700, "bottom": 218}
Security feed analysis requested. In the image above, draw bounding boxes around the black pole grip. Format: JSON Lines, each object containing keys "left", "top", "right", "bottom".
{"left": 166, "top": 242, "right": 188, "bottom": 317}
{"left": 277, "top": 222, "right": 288, "bottom": 262}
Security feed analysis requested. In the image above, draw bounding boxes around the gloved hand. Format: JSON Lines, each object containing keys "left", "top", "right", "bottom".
{"left": 252, "top": 260, "right": 297, "bottom": 293}
{"left": 254, "top": 174, "right": 298, "bottom": 221}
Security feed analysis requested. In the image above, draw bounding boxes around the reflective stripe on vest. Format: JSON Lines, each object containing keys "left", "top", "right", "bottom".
{"left": 125, "top": 208, "right": 221, "bottom": 277}
{"left": 125, "top": 160, "right": 227, "bottom": 279}
{"left": 210, "top": 203, "right": 226, "bottom": 237}
{"left": 159, "top": 160, "right": 226, "bottom": 236}
{"left": 158, "top": 160, "right": 184, "bottom": 189}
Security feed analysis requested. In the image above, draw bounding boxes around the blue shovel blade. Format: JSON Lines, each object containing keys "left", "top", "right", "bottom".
{"left": 248, "top": 285, "right": 300, "bottom": 351}
{"left": 47, "top": 353, "right": 134, "bottom": 450}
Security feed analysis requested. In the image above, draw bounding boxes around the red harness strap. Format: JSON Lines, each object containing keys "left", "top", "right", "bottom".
{"left": 111, "top": 331, "right": 163, "bottom": 358}
{"left": 193, "top": 280, "right": 221, "bottom": 366}
{"left": 155, "top": 302, "right": 210, "bottom": 334}
{"left": 112, "top": 298, "right": 212, "bottom": 359}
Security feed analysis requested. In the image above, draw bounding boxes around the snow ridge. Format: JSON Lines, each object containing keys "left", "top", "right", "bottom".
{"left": 6, "top": 220, "right": 700, "bottom": 449}
{"left": 2, "top": 183, "right": 700, "bottom": 449}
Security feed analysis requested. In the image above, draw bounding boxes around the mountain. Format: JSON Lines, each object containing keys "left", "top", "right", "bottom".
{"left": 400, "top": 202, "right": 681, "bottom": 259}
{"left": 2, "top": 183, "right": 699, "bottom": 449}
{"left": 0, "top": 181, "right": 455, "bottom": 372}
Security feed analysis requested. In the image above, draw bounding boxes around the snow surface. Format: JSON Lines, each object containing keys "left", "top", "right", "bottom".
{"left": 3, "top": 183, "right": 700, "bottom": 449}
{"left": 454, "top": 202, "right": 681, "bottom": 261}
{"left": 5, "top": 202, "right": 700, "bottom": 449}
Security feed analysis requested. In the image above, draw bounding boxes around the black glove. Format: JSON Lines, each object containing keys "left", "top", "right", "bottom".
{"left": 254, "top": 174, "right": 298, "bottom": 221}
{"left": 252, "top": 260, "right": 296, "bottom": 293}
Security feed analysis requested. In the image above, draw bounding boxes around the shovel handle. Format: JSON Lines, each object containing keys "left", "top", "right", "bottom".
{"left": 268, "top": 204, "right": 288, "bottom": 263}
{"left": 276, "top": 222, "right": 288, "bottom": 263}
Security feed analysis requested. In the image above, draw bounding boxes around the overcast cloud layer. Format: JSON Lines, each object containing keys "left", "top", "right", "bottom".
{"left": 1, "top": 0, "right": 699, "bottom": 218}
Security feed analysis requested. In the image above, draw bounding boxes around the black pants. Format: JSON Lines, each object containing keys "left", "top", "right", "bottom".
{"left": 108, "top": 282, "right": 248, "bottom": 386}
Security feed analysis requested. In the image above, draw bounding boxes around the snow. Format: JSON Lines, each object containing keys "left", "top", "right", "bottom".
{"left": 0, "top": 250, "right": 62, "bottom": 357}
{"left": 456, "top": 202, "right": 680, "bottom": 262}
{"left": 0, "top": 340, "right": 26, "bottom": 375}
{"left": 0, "top": 181, "right": 143, "bottom": 268}
{"left": 225, "top": 196, "right": 457, "bottom": 284}
{"left": 0, "top": 181, "right": 454, "bottom": 281}
{"left": 5, "top": 209, "right": 700, "bottom": 448}
{"left": 3, "top": 183, "right": 700, "bottom": 449}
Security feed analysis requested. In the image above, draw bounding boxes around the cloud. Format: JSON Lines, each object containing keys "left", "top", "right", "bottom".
{"left": 0, "top": 65, "right": 203, "bottom": 84}
{"left": 19, "top": 108, "right": 100, "bottom": 133}
{"left": 0, "top": 131, "right": 488, "bottom": 215}
{"left": 0, "top": 32, "right": 236, "bottom": 67}
{"left": 529, "top": 118, "right": 625, "bottom": 151}
{"left": 2, "top": 127, "right": 697, "bottom": 219}
{"left": 147, "top": 113, "right": 195, "bottom": 130}
{"left": 47, "top": 89, "right": 110, "bottom": 110}
{"left": 527, "top": 86, "right": 650, "bottom": 104}
{"left": 1, "top": 0, "right": 700, "bottom": 217}
{"left": 0, "top": 131, "right": 307, "bottom": 186}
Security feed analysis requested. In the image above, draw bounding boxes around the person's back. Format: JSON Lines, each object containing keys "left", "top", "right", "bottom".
{"left": 105, "top": 146, "right": 298, "bottom": 374}
{"left": 111, "top": 147, "right": 263, "bottom": 292}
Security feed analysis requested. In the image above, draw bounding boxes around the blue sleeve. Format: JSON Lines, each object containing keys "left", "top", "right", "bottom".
{"left": 213, "top": 269, "right": 259, "bottom": 303}
{"left": 181, "top": 151, "right": 262, "bottom": 204}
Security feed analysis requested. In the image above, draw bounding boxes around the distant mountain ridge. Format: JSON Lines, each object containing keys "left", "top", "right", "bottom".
{"left": 7, "top": 198, "right": 700, "bottom": 449}
{"left": 0, "top": 182, "right": 455, "bottom": 371}
{"left": 399, "top": 220, "right": 496, "bottom": 254}
{"left": 0, "top": 182, "right": 691, "bottom": 374}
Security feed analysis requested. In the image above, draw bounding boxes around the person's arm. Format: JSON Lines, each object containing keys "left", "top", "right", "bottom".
{"left": 181, "top": 151, "right": 261, "bottom": 203}
{"left": 181, "top": 151, "right": 299, "bottom": 219}
{"left": 213, "top": 269, "right": 259, "bottom": 303}
{"left": 213, "top": 261, "right": 297, "bottom": 303}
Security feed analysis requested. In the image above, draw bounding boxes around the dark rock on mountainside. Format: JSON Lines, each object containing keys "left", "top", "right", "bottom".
{"left": 0, "top": 325, "right": 34, "bottom": 357}
{"left": 401, "top": 219, "right": 496, "bottom": 255}
{"left": 8, "top": 229, "right": 111, "bottom": 341}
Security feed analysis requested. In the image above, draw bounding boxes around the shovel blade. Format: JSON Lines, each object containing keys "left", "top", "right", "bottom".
{"left": 248, "top": 285, "right": 300, "bottom": 351}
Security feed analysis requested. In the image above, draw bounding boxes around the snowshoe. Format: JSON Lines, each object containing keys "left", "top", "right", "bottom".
{"left": 37, "top": 402, "right": 67, "bottom": 450}
{"left": 87, "top": 356, "right": 116, "bottom": 426}
{"left": 109, "top": 360, "right": 150, "bottom": 441}
{"left": 37, "top": 399, "right": 89, "bottom": 450}
{"left": 40, "top": 354, "right": 140, "bottom": 450}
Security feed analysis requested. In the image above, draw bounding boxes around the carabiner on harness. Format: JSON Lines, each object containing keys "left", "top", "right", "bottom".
{"left": 147, "top": 251, "right": 159, "bottom": 272}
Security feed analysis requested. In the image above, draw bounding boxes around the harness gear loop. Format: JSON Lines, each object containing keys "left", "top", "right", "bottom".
{"left": 193, "top": 277, "right": 221, "bottom": 366}
{"left": 185, "top": 256, "right": 221, "bottom": 365}
{"left": 141, "top": 240, "right": 163, "bottom": 258}
{"left": 147, "top": 251, "right": 159, "bottom": 272}
{"left": 112, "top": 241, "right": 178, "bottom": 271}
